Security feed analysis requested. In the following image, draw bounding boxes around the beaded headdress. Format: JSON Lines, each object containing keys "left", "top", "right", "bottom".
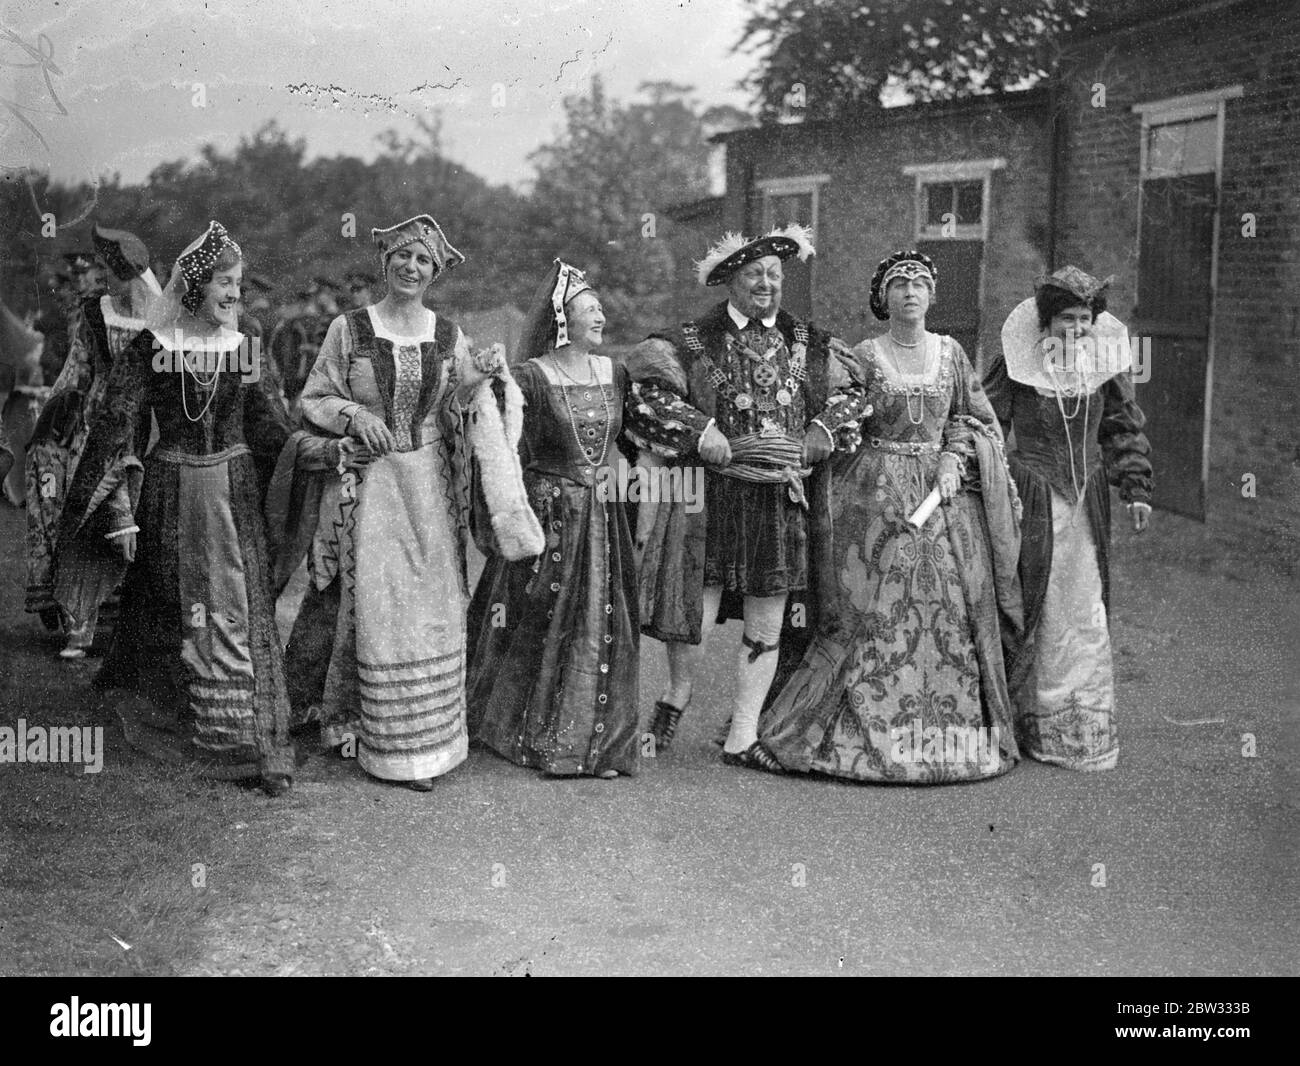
{"left": 695, "top": 224, "right": 815, "bottom": 287}
{"left": 869, "top": 250, "right": 937, "bottom": 320}
{"left": 516, "top": 258, "right": 599, "bottom": 364}
{"left": 371, "top": 214, "right": 465, "bottom": 278}
{"left": 550, "top": 260, "right": 593, "bottom": 349}
{"left": 176, "top": 221, "right": 242, "bottom": 313}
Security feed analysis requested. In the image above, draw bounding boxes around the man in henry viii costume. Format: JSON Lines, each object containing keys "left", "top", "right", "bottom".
{"left": 626, "top": 226, "right": 871, "bottom": 770}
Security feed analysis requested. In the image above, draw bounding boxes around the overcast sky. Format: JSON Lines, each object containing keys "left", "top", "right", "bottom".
{"left": 1, "top": 0, "right": 757, "bottom": 189}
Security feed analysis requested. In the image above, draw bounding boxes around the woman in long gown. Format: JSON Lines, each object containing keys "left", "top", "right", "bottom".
{"left": 466, "top": 260, "right": 694, "bottom": 778}
{"left": 62, "top": 221, "right": 296, "bottom": 795}
{"left": 758, "top": 250, "right": 1024, "bottom": 783}
{"left": 27, "top": 225, "right": 160, "bottom": 658}
{"left": 985, "top": 266, "right": 1153, "bottom": 771}
{"left": 298, "top": 214, "right": 533, "bottom": 791}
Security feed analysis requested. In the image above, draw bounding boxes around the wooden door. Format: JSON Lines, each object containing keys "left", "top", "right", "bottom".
{"left": 917, "top": 239, "right": 983, "bottom": 360}
{"left": 1133, "top": 172, "right": 1216, "bottom": 520}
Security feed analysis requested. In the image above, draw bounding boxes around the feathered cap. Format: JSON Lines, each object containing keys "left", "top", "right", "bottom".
{"left": 869, "top": 249, "right": 938, "bottom": 320}
{"left": 92, "top": 223, "right": 151, "bottom": 281}
{"left": 515, "top": 259, "right": 597, "bottom": 364}
{"left": 695, "top": 223, "right": 815, "bottom": 287}
{"left": 1034, "top": 265, "right": 1114, "bottom": 304}
{"left": 371, "top": 214, "right": 465, "bottom": 278}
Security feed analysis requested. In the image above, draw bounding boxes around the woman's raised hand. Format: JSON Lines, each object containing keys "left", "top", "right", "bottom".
{"left": 347, "top": 409, "right": 397, "bottom": 457}
{"left": 471, "top": 342, "right": 507, "bottom": 378}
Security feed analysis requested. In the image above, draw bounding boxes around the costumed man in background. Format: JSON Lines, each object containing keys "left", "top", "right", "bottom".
{"left": 1, "top": 294, "right": 46, "bottom": 509}
{"left": 28, "top": 225, "right": 161, "bottom": 657}
{"left": 240, "top": 272, "right": 275, "bottom": 335}
{"left": 268, "top": 287, "right": 316, "bottom": 411}
{"left": 343, "top": 270, "right": 375, "bottom": 312}
{"left": 626, "top": 226, "right": 871, "bottom": 770}
{"left": 34, "top": 264, "right": 82, "bottom": 386}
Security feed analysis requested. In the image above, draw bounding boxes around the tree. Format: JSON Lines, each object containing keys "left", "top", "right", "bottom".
{"left": 523, "top": 77, "right": 724, "bottom": 340}
{"left": 737, "top": 0, "right": 1091, "bottom": 122}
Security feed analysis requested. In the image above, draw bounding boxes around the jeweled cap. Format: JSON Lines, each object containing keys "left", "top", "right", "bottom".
{"left": 1034, "top": 265, "right": 1114, "bottom": 304}
{"left": 371, "top": 214, "right": 465, "bottom": 278}
{"left": 869, "top": 250, "right": 938, "bottom": 320}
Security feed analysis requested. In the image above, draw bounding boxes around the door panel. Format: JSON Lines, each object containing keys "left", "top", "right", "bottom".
{"left": 1134, "top": 172, "right": 1215, "bottom": 520}
{"left": 917, "top": 239, "right": 983, "bottom": 360}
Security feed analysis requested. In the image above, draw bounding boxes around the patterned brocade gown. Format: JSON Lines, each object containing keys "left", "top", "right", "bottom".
{"left": 467, "top": 356, "right": 693, "bottom": 777}
{"left": 760, "top": 335, "right": 1021, "bottom": 783}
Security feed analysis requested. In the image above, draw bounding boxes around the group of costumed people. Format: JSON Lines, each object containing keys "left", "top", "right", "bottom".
{"left": 8, "top": 208, "right": 1152, "bottom": 797}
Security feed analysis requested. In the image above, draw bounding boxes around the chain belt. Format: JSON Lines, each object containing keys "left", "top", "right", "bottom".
{"left": 867, "top": 437, "right": 940, "bottom": 455}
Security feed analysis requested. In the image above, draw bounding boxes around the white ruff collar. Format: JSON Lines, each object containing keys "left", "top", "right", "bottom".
{"left": 100, "top": 294, "right": 146, "bottom": 332}
{"left": 151, "top": 326, "right": 246, "bottom": 352}
{"left": 1000, "top": 298, "right": 1132, "bottom": 391}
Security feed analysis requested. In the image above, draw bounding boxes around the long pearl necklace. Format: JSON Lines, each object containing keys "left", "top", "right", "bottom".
{"left": 180, "top": 338, "right": 222, "bottom": 424}
{"left": 550, "top": 354, "right": 611, "bottom": 468}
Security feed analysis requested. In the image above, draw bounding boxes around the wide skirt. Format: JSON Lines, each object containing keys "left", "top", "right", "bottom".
{"left": 1015, "top": 489, "right": 1118, "bottom": 770}
{"left": 97, "top": 444, "right": 295, "bottom": 777}
{"left": 467, "top": 471, "right": 640, "bottom": 777}
{"left": 760, "top": 447, "right": 1018, "bottom": 783}
{"left": 319, "top": 445, "right": 468, "bottom": 781}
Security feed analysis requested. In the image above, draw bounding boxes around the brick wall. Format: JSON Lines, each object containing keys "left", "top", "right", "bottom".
{"left": 722, "top": 93, "right": 1054, "bottom": 368}
{"left": 1056, "top": 0, "right": 1300, "bottom": 546}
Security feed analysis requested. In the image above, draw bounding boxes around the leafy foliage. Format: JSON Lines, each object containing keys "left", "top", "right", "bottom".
{"left": 2, "top": 82, "right": 740, "bottom": 341}
{"left": 738, "top": 0, "right": 1091, "bottom": 122}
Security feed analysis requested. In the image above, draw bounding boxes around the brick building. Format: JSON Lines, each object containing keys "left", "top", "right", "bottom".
{"left": 705, "top": 0, "right": 1298, "bottom": 537}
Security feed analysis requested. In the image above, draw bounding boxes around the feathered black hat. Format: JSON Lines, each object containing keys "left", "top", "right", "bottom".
{"left": 695, "top": 224, "right": 816, "bottom": 287}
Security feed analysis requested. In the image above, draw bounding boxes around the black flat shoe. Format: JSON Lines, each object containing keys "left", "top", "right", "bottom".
{"left": 648, "top": 696, "right": 690, "bottom": 752}
{"left": 721, "top": 741, "right": 785, "bottom": 775}
{"left": 261, "top": 773, "right": 293, "bottom": 797}
{"left": 406, "top": 777, "right": 435, "bottom": 792}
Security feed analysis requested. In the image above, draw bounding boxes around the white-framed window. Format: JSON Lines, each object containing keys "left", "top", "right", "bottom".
{"left": 902, "top": 158, "right": 1005, "bottom": 241}
{"left": 1133, "top": 86, "right": 1242, "bottom": 181}
{"left": 756, "top": 174, "right": 829, "bottom": 240}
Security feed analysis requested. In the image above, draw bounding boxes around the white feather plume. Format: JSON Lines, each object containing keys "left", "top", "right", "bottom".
{"left": 694, "top": 231, "right": 751, "bottom": 286}
{"left": 771, "top": 222, "right": 816, "bottom": 262}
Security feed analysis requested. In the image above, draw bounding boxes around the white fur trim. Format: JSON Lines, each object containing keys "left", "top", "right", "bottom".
{"left": 466, "top": 372, "right": 544, "bottom": 561}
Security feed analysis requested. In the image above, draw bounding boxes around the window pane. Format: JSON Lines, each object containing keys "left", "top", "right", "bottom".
{"left": 1147, "top": 117, "right": 1218, "bottom": 177}
{"left": 956, "top": 180, "right": 983, "bottom": 224}
{"left": 926, "top": 183, "right": 952, "bottom": 226}
{"left": 1183, "top": 117, "right": 1218, "bottom": 173}
{"left": 765, "top": 191, "right": 814, "bottom": 237}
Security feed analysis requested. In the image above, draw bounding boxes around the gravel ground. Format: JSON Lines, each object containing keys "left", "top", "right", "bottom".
{"left": 2, "top": 498, "right": 1297, "bottom": 976}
